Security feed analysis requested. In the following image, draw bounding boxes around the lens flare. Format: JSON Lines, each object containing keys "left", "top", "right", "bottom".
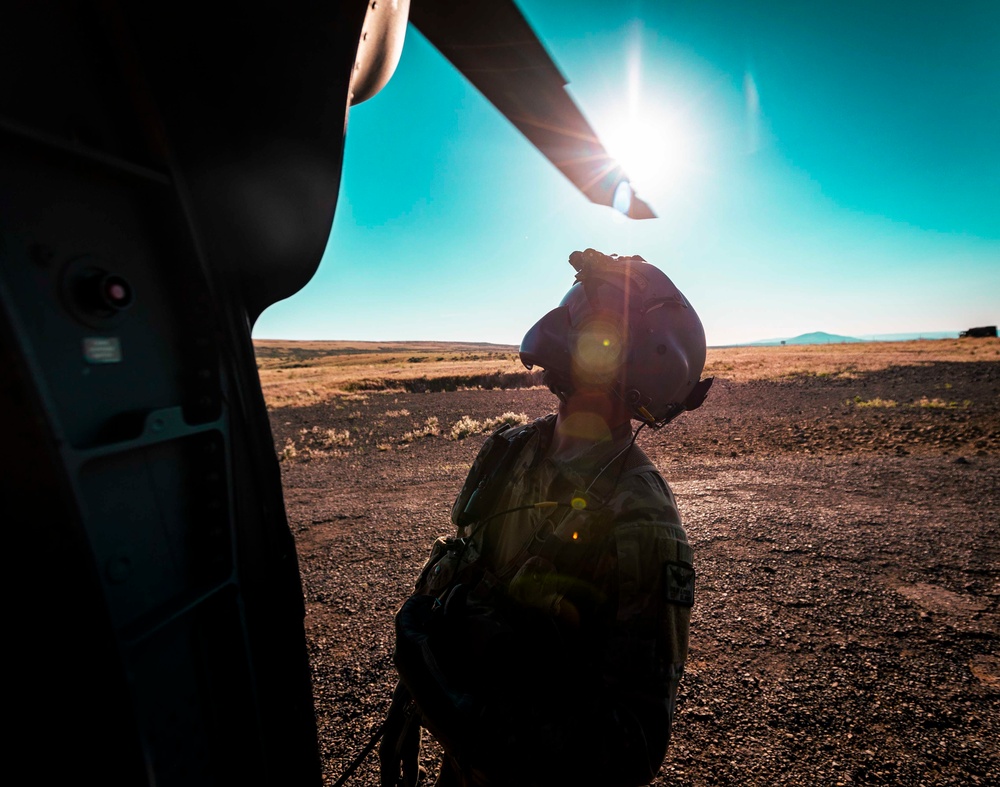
{"left": 572, "top": 320, "right": 623, "bottom": 385}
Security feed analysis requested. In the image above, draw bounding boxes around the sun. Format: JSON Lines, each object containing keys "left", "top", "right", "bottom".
{"left": 601, "top": 109, "right": 699, "bottom": 197}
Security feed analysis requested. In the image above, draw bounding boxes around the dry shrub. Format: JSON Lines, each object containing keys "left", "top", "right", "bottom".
{"left": 278, "top": 438, "right": 297, "bottom": 462}
{"left": 278, "top": 427, "right": 355, "bottom": 461}
{"left": 483, "top": 412, "right": 530, "bottom": 431}
{"left": 914, "top": 397, "right": 970, "bottom": 410}
{"left": 450, "top": 411, "right": 530, "bottom": 440}
{"left": 323, "top": 428, "right": 354, "bottom": 447}
{"left": 449, "top": 416, "right": 482, "bottom": 440}
{"left": 850, "top": 397, "right": 898, "bottom": 408}
{"left": 297, "top": 426, "right": 353, "bottom": 448}
{"left": 401, "top": 417, "right": 440, "bottom": 443}
{"left": 849, "top": 395, "right": 972, "bottom": 410}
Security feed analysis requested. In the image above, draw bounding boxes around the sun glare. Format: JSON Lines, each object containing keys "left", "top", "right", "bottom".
{"left": 602, "top": 110, "right": 699, "bottom": 197}
{"left": 597, "top": 36, "right": 703, "bottom": 201}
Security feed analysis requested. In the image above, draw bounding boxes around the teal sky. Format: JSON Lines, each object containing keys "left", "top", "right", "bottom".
{"left": 253, "top": 0, "right": 999, "bottom": 347}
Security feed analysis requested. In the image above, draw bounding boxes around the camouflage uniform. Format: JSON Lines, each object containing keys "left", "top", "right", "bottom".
{"left": 424, "top": 414, "right": 692, "bottom": 787}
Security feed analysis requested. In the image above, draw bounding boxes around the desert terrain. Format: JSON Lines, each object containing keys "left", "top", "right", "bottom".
{"left": 260, "top": 338, "right": 999, "bottom": 787}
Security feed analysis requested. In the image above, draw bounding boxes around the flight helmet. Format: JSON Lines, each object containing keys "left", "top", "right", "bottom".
{"left": 520, "top": 248, "right": 712, "bottom": 428}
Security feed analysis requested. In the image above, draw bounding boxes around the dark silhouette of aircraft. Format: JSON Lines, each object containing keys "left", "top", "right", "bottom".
{"left": 1, "top": 1, "right": 652, "bottom": 783}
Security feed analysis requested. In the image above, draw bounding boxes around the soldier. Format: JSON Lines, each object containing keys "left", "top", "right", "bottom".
{"left": 383, "top": 249, "right": 712, "bottom": 787}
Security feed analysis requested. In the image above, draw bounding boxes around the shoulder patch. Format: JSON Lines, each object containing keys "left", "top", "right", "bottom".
{"left": 663, "top": 561, "right": 695, "bottom": 607}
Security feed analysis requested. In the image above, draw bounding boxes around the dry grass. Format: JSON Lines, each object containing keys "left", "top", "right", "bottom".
{"left": 849, "top": 396, "right": 898, "bottom": 408}
{"left": 703, "top": 338, "right": 995, "bottom": 383}
{"left": 256, "top": 338, "right": 997, "bottom": 409}
{"left": 449, "top": 412, "right": 531, "bottom": 440}
{"left": 255, "top": 339, "right": 534, "bottom": 408}
{"left": 400, "top": 417, "right": 440, "bottom": 443}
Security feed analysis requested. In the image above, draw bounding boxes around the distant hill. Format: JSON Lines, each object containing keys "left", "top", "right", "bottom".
{"left": 741, "top": 330, "right": 965, "bottom": 347}
{"left": 748, "top": 331, "right": 863, "bottom": 346}
{"left": 786, "top": 331, "right": 863, "bottom": 345}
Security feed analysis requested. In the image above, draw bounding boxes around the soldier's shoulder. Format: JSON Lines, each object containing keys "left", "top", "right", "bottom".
{"left": 614, "top": 460, "right": 673, "bottom": 500}
{"left": 476, "top": 412, "right": 553, "bottom": 447}
{"left": 607, "top": 464, "right": 681, "bottom": 526}
{"left": 508, "top": 412, "right": 556, "bottom": 439}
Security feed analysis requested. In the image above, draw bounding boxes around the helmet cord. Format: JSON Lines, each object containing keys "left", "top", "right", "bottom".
{"left": 584, "top": 421, "right": 646, "bottom": 499}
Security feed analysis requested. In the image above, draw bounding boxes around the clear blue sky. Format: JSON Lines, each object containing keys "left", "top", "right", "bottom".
{"left": 253, "top": 0, "right": 999, "bottom": 347}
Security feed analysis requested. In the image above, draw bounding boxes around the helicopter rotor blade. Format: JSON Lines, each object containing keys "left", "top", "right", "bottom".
{"left": 409, "top": 0, "right": 656, "bottom": 219}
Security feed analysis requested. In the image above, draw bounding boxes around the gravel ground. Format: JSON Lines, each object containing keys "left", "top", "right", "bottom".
{"left": 270, "top": 357, "right": 1000, "bottom": 786}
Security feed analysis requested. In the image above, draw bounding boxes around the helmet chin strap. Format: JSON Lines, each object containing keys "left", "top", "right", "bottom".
{"left": 618, "top": 376, "right": 715, "bottom": 429}
{"left": 545, "top": 368, "right": 714, "bottom": 430}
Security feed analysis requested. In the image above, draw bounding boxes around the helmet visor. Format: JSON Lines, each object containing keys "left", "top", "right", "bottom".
{"left": 519, "top": 306, "right": 571, "bottom": 372}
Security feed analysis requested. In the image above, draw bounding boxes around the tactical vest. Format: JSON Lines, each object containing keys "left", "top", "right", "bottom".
{"left": 452, "top": 414, "right": 658, "bottom": 531}
{"left": 420, "top": 415, "right": 665, "bottom": 601}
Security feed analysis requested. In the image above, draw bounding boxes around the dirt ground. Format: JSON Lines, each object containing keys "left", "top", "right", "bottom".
{"left": 269, "top": 352, "right": 1000, "bottom": 786}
